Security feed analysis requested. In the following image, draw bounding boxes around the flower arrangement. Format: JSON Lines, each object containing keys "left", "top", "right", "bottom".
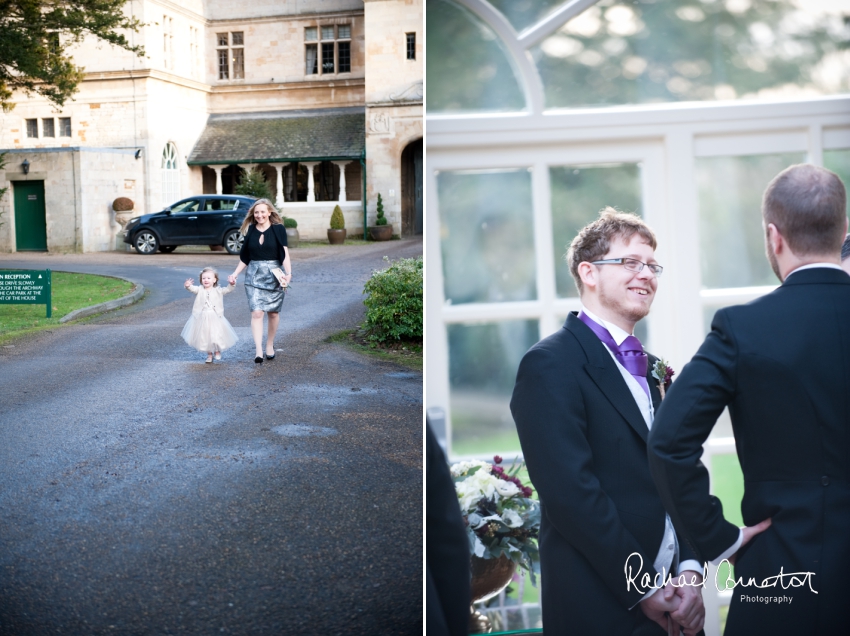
{"left": 651, "top": 358, "right": 675, "bottom": 398}
{"left": 451, "top": 455, "right": 541, "bottom": 584}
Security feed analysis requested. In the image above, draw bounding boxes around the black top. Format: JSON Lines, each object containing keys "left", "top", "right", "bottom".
{"left": 247, "top": 225, "right": 279, "bottom": 260}
{"left": 239, "top": 223, "right": 288, "bottom": 266}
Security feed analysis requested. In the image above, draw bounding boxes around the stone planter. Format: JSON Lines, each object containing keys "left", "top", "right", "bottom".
{"left": 286, "top": 227, "right": 300, "bottom": 247}
{"left": 368, "top": 225, "right": 393, "bottom": 241}
{"left": 327, "top": 228, "right": 346, "bottom": 245}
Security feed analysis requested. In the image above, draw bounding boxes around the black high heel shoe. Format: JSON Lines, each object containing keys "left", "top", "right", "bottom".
{"left": 265, "top": 352, "right": 275, "bottom": 361}
{"left": 254, "top": 356, "right": 263, "bottom": 364}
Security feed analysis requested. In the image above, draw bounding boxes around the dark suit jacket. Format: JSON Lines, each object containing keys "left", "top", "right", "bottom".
{"left": 239, "top": 222, "right": 289, "bottom": 266}
{"left": 510, "top": 312, "right": 694, "bottom": 635}
{"left": 426, "top": 423, "right": 470, "bottom": 636}
{"left": 648, "top": 267, "right": 850, "bottom": 635}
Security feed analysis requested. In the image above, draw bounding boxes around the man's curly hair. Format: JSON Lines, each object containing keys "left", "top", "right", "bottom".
{"left": 566, "top": 208, "right": 657, "bottom": 294}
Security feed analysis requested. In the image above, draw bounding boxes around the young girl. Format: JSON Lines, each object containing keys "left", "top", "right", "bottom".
{"left": 182, "top": 266, "right": 239, "bottom": 363}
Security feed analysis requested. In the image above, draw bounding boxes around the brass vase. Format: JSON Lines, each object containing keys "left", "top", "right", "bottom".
{"left": 469, "top": 555, "right": 516, "bottom": 634}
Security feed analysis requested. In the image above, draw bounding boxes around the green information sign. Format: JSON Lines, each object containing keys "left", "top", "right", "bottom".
{"left": 0, "top": 270, "right": 52, "bottom": 317}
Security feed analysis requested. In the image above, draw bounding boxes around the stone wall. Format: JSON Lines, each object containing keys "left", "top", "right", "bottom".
{"left": 280, "top": 202, "right": 363, "bottom": 240}
{"left": 0, "top": 148, "right": 144, "bottom": 253}
{"left": 364, "top": 0, "right": 422, "bottom": 104}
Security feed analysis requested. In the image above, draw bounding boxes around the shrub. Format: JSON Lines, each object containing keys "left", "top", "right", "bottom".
{"left": 112, "top": 197, "right": 134, "bottom": 211}
{"left": 283, "top": 217, "right": 298, "bottom": 229}
{"left": 330, "top": 204, "right": 345, "bottom": 229}
{"left": 375, "top": 193, "right": 387, "bottom": 226}
{"left": 235, "top": 167, "right": 273, "bottom": 200}
{"left": 362, "top": 256, "right": 423, "bottom": 342}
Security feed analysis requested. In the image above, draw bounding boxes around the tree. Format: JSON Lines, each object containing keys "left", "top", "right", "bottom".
{"left": 234, "top": 167, "right": 274, "bottom": 201}
{"left": 0, "top": 0, "right": 144, "bottom": 111}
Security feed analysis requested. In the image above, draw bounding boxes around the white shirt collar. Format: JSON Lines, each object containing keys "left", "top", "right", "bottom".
{"left": 785, "top": 262, "right": 844, "bottom": 278}
{"left": 580, "top": 305, "right": 632, "bottom": 346}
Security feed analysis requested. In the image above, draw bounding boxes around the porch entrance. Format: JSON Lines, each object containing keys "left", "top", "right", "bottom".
{"left": 401, "top": 139, "right": 423, "bottom": 236}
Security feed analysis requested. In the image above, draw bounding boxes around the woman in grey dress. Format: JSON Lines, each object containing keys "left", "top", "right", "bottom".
{"left": 227, "top": 199, "right": 292, "bottom": 363}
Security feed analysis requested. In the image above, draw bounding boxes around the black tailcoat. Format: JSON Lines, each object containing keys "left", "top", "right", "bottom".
{"left": 511, "top": 313, "right": 694, "bottom": 635}
{"left": 649, "top": 268, "right": 850, "bottom": 635}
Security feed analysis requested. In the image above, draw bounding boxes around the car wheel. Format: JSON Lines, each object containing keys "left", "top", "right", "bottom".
{"left": 133, "top": 231, "right": 159, "bottom": 254}
{"left": 158, "top": 245, "right": 177, "bottom": 253}
{"left": 224, "top": 229, "right": 244, "bottom": 255}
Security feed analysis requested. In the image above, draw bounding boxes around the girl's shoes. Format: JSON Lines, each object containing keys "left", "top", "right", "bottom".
{"left": 214, "top": 352, "right": 222, "bottom": 361}
{"left": 254, "top": 356, "right": 263, "bottom": 364}
{"left": 206, "top": 353, "right": 213, "bottom": 363}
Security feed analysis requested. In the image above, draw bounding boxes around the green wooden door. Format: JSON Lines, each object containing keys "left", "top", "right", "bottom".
{"left": 14, "top": 181, "right": 47, "bottom": 251}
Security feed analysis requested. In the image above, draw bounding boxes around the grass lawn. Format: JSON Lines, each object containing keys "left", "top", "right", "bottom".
{"left": 327, "top": 328, "right": 422, "bottom": 371}
{"left": 0, "top": 271, "right": 135, "bottom": 344}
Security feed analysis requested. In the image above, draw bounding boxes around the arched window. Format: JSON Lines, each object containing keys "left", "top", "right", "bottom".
{"left": 161, "top": 142, "right": 180, "bottom": 208}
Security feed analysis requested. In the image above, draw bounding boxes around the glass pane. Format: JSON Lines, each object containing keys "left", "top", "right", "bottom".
{"left": 42, "top": 118, "right": 55, "bottom": 137}
{"left": 231, "top": 32, "right": 243, "bottom": 46}
{"left": 217, "top": 33, "right": 227, "bottom": 47}
{"left": 438, "top": 168, "right": 536, "bottom": 305}
{"left": 321, "top": 26, "right": 335, "bottom": 40}
{"left": 305, "top": 27, "right": 317, "bottom": 42}
{"left": 489, "top": 0, "right": 572, "bottom": 33}
{"left": 448, "top": 320, "right": 540, "bottom": 455}
{"left": 824, "top": 149, "right": 850, "bottom": 217}
{"left": 338, "top": 24, "right": 350, "bottom": 39}
{"left": 550, "top": 163, "right": 642, "bottom": 298}
{"left": 322, "top": 42, "right": 334, "bottom": 73}
{"left": 426, "top": 0, "right": 525, "bottom": 113}
{"left": 697, "top": 153, "right": 805, "bottom": 289}
{"left": 338, "top": 41, "right": 351, "bottom": 73}
{"left": 533, "top": 0, "right": 850, "bottom": 109}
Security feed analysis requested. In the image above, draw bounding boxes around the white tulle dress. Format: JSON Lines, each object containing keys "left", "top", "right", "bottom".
{"left": 181, "top": 287, "right": 239, "bottom": 353}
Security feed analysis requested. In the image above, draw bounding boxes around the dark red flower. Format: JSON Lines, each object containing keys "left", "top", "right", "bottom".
{"left": 492, "top": 466, "right": 504, "bottom": 475}
{"left": 493, "top": 455, "right": 503, "bottom": 464}
{"left": 522, "top": 486, "right": 533, "bottom": 497}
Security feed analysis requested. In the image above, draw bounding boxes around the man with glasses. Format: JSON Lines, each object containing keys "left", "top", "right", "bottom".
{"left": 511, "top": 208, "right": 705, "bottom": 635}
{"left": 649, "top": 164, "right": 849, "bottom": 635}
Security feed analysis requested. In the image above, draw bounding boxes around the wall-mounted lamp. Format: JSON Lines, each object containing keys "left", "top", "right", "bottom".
{"left": 21, "top": 159, "right": 30, "bottom": 175}
{"left": 134, "top": 149, "right": 142, "bottom": 160}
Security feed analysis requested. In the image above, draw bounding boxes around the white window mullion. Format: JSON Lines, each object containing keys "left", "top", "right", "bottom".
{"left": 424, "top": 160, "right": 453, "bottom": 452}
{"left": 808, "top": 123, "right": 824, "bottom": 166}
{"left": 531, "top": 161, "right": 558, "bottom": 339}
{"left": 659, "top": 130, "right": 703, "bottom": 370}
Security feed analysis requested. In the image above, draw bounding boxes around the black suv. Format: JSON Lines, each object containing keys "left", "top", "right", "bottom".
{"left": 123, "top": 195, "right": 257, "bottom": 254}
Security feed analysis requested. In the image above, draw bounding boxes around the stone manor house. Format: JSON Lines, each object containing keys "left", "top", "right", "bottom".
{"left": 0, "top": 0, "right": 422, "bottom": 251}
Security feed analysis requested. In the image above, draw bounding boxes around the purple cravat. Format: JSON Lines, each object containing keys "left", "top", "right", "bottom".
{"left": 578, "top": 311, "right": 650, "bottom": 399}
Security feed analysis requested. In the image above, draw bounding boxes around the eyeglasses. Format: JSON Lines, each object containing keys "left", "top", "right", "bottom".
{"left": 590, "top": 258, "right": 664, "bottom": 276}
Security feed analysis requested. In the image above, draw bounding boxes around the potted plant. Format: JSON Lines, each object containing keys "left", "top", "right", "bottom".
{"left": 113, "top": 197, "right": 135, "bottom": 251}
{"left": 451, "top": 455, "right": 540, "bottom": 633}
{"left": 283, "top": 217, "right": 299, "bottom": 247}
{"left": 328, "top": 204, "right": 346, "bottom": 244}
{"left": 368, "top": 193, "right": 393, "bottom": 241}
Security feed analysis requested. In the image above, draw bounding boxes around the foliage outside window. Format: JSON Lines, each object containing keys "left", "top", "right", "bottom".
{"left": 427, "top": 0, "right": 850, "bottom": 113}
